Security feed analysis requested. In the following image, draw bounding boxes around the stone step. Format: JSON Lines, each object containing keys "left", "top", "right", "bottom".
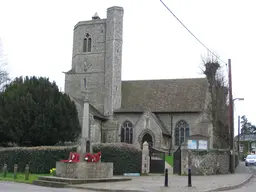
{"left": 38, "top": 176, "right": 85, "bottom": 184}
{"left": 33, "top": 180, "right": 68, "bottom": 188}
{"left": 38, "top": 176, "right": 132, "bottom": 185}
{"left": 84, "top": 177, "right": 132, "bottom": 183}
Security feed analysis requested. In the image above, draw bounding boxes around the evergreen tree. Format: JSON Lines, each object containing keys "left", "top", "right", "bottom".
{"left": 241, "top": 115, "right": 256, "bottom": 135}
{"left": 0, "top": 76, "right": 80, "bottom": 146}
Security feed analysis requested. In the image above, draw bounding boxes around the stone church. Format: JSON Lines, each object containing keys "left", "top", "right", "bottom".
{"left": 64, "top": 6, "right": 213, "bottom": 151}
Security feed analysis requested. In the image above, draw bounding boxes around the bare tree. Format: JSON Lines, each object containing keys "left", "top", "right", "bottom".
{"left": 0, "top": 39, "right": 10, "bottom": 91}
{"left": 202, "top": 55, "right": 229, "bottom": 149}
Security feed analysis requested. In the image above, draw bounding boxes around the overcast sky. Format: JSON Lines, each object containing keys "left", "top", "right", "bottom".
{"left": 0, "top": 0, "right": 254, "bottom": 134}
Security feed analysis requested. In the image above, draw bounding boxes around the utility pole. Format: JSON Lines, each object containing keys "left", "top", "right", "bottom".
{"left": 228, "top": 59, "right": 234, "bottom": 173}
{"left": 238, "top": 115, "right": 240, "bottom": 160}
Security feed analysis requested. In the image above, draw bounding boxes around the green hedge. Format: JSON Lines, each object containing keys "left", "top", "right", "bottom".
{"left": 0, "top": 146, "right": 77, "bottom": 174}
{"left": 93, "top": 143, "right": 142, "bottom": 175}
{"left": 0, "top": 143, "right": 142, "bottom": 175}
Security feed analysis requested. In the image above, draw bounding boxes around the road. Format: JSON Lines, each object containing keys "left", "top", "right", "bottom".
{"left": 223, "top": 166, "right": 256, "bottom": 192}
{"left": 0, "top": 182, "right": 95, "bottom": 192}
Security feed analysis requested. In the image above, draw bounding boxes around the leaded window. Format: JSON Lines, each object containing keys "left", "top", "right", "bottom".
{"left": 175, "top": 120, "right": 190, "bottom": 146}
{"left": 121, "top": 121, "right": 133, "bottom": 144}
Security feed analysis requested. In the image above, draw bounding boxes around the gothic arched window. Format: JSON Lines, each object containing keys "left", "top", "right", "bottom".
{"left": 175, "top": 120, "right": 190, "bottom": 146}
{"left": 83, "top": 33, "right": 92, "bottom": 52}
{"left": 121, "top": 121, "right": 133, "bottom": 144}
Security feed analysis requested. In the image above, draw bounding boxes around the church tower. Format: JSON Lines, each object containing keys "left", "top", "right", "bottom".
{"left": 64, "top": 6, "right": 124, "bottom": 120}
{"left": 104, "top": 7, "right": 123, "bottom": 116}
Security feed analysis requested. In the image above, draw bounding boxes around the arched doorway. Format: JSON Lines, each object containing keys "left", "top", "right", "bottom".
{"left": 141, "top": 133, "right": 153, "bottom": 149}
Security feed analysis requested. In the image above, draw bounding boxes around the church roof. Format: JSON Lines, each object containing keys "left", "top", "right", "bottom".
{"left": 70, "top": 96, "right": 108, "bottom": 120}
{"left": 152, "top": 113, "right": 171, "bottom": 136}
{"left": 115, "top": 78, "right": 208, "bottom": 113}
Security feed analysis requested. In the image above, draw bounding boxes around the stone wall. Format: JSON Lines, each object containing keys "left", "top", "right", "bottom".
{"left": 65, "top": 6, "right": 124, "bottom": 117}
{"left": 102, "top": 120, "right": 119, "bottom": 143}
{"left": 104, "top": 6, "right": 123, "bottom": 116}
{"left": 181, "top": 148, "right": 230, "bottom": 175}
{"left": 114, "top": 111, "right": 212, "bottom": 150}
{"left": 65, "top": 18, "right": 107, "bottom": 114}
{"left": 89, "top": 114, "right": 101, "bottom": 143}
{"left": 158, "top": 112, "right": 211, "bottom": 149}
{"left": 70, "top": 97, "right": 84, "bottom": 126}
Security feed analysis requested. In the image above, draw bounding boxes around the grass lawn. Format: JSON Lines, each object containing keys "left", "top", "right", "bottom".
{"left": 0, "top": 172, "right": 50, "bottom": 184}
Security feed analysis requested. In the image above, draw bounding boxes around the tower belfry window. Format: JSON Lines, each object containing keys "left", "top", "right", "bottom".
{"left": 83, "top": 33, "right": 92, "bottom": 52}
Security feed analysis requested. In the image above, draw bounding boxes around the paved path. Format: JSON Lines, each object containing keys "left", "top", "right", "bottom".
{"left": 69, "top": 162, "right": 253, "bottom": 192}
{"left": 222, "top": 166, "right": 256, "bottom": 192}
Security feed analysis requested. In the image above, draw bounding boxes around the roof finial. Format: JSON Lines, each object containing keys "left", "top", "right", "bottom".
{"left": 92, "top": 12, "right": 100, "bottom": 20}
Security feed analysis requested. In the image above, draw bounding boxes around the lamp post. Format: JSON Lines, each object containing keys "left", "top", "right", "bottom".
{"left": 238, "top": 115, "right": 241, "bottom": 160}
{"left": 233, "top": 98, "right": 244, "bottom": 102}
{"left": 230, "top": 98, "right": 244, "bottom": 173}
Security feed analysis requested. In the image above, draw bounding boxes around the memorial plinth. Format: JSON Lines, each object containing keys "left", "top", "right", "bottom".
{"left": 56, "top": 161, "right": 113, "bottom": 179}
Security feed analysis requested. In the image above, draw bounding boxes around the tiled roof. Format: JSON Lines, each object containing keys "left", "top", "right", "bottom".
{"left": 153, "top": 113, "right": 171, "bottom": 136}
{"left": 115, "top": 78, "right": 208, "bottom": 113}
{"left": 235, "top": 134, "right": 256, "bottom": 141}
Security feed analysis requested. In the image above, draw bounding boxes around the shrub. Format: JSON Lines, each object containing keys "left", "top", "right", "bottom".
{"left": 0, "top": 146, "right": 77, "bottom": 173}
{"left": 93, "top": 143, "right": 142, "bottom": 175}
{"left": 0, "top": 143, "right": 142, "bottom": 175}
{"left": 0, "top": 76, "right": 80, "bottom": 146}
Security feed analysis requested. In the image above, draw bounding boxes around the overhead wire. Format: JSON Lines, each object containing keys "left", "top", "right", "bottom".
{"left": 159, "top": 0, "right": 227, "bottom": 66}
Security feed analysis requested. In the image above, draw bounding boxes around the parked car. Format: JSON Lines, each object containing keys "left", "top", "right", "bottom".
{"left": 245, "top": 154, "right": 256, "bottom": 166}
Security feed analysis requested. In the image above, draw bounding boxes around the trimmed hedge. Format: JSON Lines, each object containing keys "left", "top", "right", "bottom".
{"left": 0, "top": 143, "right": 142, "bottom": 175}
{"left": 93, "top": 143, "right": 142, "bottom": 175}
{"left": 0, "top": 146, "right": 77, "bottom": 174}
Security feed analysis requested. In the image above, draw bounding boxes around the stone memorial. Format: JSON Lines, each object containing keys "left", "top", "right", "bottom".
{"left": 56, "top": 90, "right": 113, "bottom": 179}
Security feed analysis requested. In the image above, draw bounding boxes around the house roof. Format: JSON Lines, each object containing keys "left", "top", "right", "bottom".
{"left": 115, "top": 78, "right": 208, "bottom": 113}
{"left": 234, "top": 134, "right": 256, "bottom": 141}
